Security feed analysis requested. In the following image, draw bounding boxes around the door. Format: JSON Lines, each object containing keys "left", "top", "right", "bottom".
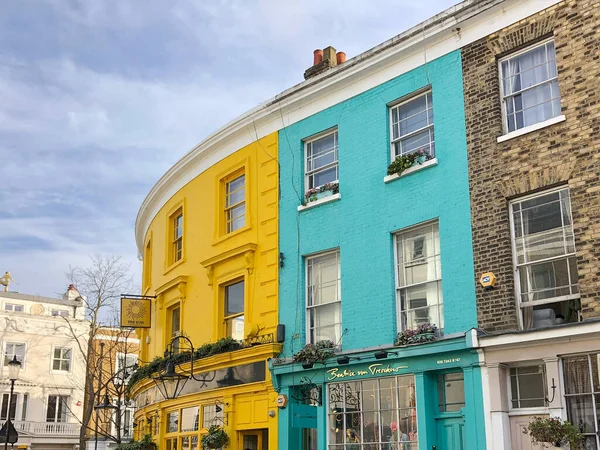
{"left": 436, "top": 417, "right": 465, "bottom": 450}
{"left": 509, "top": 416, "right": 536, "bottom": 450}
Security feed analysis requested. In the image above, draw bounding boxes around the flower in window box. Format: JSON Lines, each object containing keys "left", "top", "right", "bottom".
{"left": 304, "top": 182, "right": 339, "bottom": 204}
{"left": 387, "top": 150, "right": 433, "bottom": 177}
{"left": 394, "top": 323, "right": 439, "bottom": 346}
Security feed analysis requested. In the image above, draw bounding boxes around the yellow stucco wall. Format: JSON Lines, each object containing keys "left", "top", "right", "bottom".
{"left": 132, "top": 132, "right": 280, "bottom": 450}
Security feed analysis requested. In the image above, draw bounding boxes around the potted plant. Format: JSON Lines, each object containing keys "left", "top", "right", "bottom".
{"left": 395, "top": 323, "right": 439, "bottom": 346}
{"left": 387, "top": 149, "right": 433, "bottom": 177}
{"left": 304, "top": 182, "right": 339, "bottom": 204}
{"left": 526, "top": 416, "right": 584, "bottom": 449}
{"left": 293, "top": 340, "right": 336, "bottom": 368}
{"left": 201, "top": 425, "right": 230, "bottom": 449}
{"left": 117, "top": 434, "right": 156, "bottom": 450}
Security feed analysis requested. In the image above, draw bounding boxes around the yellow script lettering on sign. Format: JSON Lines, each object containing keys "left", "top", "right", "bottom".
{"left": 120, "top": 297, "right": 151, "bottom": 328}
{"left": 327, "top": 364, "right": 409, "bottom": 380}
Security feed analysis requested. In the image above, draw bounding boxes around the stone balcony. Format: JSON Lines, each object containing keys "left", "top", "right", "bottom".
{"left": 0, "top": 420, "right": 80, "bottom": 437}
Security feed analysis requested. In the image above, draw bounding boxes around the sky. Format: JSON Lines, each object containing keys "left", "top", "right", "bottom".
{"left": 0, "top": 0, "right": 458, "bottom": 299}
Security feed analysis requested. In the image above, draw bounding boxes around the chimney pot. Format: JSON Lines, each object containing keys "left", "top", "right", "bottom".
{"left": 336, "top": 52, "right": 346, "bottom": 65}
{"left": 313, "top": 49, "right": 323, "bottom": 66}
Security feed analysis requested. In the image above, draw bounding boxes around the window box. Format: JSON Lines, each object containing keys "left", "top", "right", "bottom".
{"left": 394, "top": 323, "right": 439, "bottom": 347}
{"left": 298, "top": 193, "right": 341, "bottom": 211}
{"left": 384, "top": 157, "right": 438, "bottom": 183}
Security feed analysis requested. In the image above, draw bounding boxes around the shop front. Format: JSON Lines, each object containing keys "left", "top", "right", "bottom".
{"left": 271, "top": 333, "right": 486, "bottom": 450}
{"left": 131, "top": 345, "right": 281, "bottom": 450}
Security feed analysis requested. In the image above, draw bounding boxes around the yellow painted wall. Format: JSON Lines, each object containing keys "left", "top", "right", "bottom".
{"left": 139, "top": 132, "right": 279, "bottom": 362}
{"left": 133, "top": 132, "right": 280, "bottom": 450}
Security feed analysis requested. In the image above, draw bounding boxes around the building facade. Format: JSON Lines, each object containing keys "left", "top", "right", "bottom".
{"left": 131, "top": 134, "right": 281, "bottom": 450}
{"left": 461, "top": 0, "right": 600, "bottom": 449}
{"left": 84, "top": 328, "right": 139, "bottom": 450}
{"left": 0, "top": 288, "right": 89, "bottom": 450}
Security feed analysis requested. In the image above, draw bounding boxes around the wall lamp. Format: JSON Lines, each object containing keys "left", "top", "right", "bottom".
{"left": 374, "top": 350, "right": 398, "bottom": 360}
{"left": 336, "top": 356, "right": 350, "bottom": 365}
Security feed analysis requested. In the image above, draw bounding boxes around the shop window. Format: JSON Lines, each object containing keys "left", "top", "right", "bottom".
{"left": 306, "top": 250, "right": 341, "bottom": 344}
{"left": 202, "top": 404, "right": 224, "bottom": 428}
{"left": 437, "top": 372, "right": 465, "bottom": 412}
{"left": 166, "top": 438, "right": 178, "bottom": 450}
{"left": 181, "top": 436, "right": 198, "bottom": 450}
{"left": 563, "top": 354, "right": 600, "bottom": 448}
{"left": 224, "top": 280, "right": 244, "bottom": 340}
{"left": 395, "top": 221, "right": 443, "bottom": 332}
{"left": 169, "top": 208, "right": 183, "bottom": 264}
{"left": 225, "top": 174, "right": 246, "bottom": 233}
{"left": 510, "top": 188, "right": 579, "bottom": 329}
{"left": 167, "top": 411, "right": 178, "bottom": 433}
{"left": 390, "top": 91, "right": 435, "bottom": 161}
{"left": 328, "top": 375, "right": 417, "bottom": 448}
{"left": 510, "top": 365, "right": 547, "bottom": 408}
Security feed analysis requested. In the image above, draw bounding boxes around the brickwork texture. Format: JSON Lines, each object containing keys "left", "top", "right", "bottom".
{"left": 462, "top": 0, "right": 600, "bottom": 331}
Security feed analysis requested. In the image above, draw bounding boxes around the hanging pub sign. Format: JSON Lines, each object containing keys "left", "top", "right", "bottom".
{"left": 120, "top": 295, "right": 152, "bottom": 328}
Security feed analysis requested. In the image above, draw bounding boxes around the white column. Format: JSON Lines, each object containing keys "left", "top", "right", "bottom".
{"left": 543, "top": 357, "right": 565, "bottom": 419}
{"left": 487, "top": 363, "right": 512, "bottom": 450}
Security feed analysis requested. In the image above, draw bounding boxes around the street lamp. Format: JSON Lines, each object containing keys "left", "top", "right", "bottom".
{"left": 152, "top": 360, "right": 189, "bottom": 400}
{"left": 4, "top": 355, "right": 21, "bottom": 450}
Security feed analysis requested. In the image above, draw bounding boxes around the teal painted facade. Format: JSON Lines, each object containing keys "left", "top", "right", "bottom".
{"left": 274, "top": 50, "right": 486, "bottom": 449}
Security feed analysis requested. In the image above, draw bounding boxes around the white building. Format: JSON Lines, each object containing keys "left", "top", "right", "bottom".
{"left": 0, "top": 286, "right": 90, "bottom": 450}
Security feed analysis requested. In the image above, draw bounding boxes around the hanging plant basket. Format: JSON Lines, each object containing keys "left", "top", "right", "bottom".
{"left": 201, "top": 425, "right": 230, "bottom": 449}
{"left": 293, "top": 340, "right": 336, "bottom": 366}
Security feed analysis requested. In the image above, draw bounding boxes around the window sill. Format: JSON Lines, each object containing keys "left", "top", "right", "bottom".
{"left": 212, "top": 224, "right": 251, "bottom": 246}
{"left": 508, "top": 407, "right": 549, "bottom": 417}
{"left": 383, "top": 158, "right": 438, "bottom": 183}
{"left": 298, "top": 193, "right": 341, "bottom": 211}
{"left": 497, "top": 115, "right": 566, "bottom": 143}
{"left": 163, "top": 258, "right": 185, "bottom": 276}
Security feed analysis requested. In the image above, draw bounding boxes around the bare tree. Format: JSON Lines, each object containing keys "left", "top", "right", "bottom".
{"left": 64, "top": 255, "right": 135, "bottom": 450}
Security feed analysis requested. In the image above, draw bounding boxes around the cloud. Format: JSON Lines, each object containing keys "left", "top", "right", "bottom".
{"left": 0, "top": 0, "right": 458, "bottom": 298}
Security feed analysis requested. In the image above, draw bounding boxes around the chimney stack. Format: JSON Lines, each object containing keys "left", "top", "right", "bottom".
{"left": 304, "top": 46, "right": 345, "bottom": 80}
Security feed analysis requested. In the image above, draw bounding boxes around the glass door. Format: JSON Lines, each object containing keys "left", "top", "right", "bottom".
{"left": 240, "top": 430, "right": 268, "bottom": 450}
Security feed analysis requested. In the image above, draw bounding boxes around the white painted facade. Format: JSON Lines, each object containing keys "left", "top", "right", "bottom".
{"left": 0, "top": 290, "right": 90, "bottom": 450}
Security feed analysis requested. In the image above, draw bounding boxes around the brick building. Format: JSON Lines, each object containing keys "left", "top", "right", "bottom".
{"left": 462, "top": 0, "right": 600, "bottom": 448}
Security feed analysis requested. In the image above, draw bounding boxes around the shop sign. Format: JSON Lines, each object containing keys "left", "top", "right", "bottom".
{"left": 436, "top": 357, "right": 461, "bottom": 365}
{"left": 291, "top": 403, "right": 318, "bottom": 429}
{"left": 327, "top": 363, "right": 409, "bottom": 381}
{"left": 120, "top": 297, "right": 151, "bottom": 328}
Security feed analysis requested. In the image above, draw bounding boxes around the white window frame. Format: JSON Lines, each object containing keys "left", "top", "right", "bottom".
{"left": 498, "top": 38, "right": 561, "bottom": 134}
{"left": 51, "top": 309, "right": 69, "bottom": 317}
{"left": 115, "top": 352, "right": 138, "bottom": 384}
{"left": 46, "top": 394, "right": 70, "bottom": 422}
{"left": 4, "top": 342, "right": 26, "bottom": 369}
{"left": 111, "top": 399, "right": 136, "bottom": 440}
{"left": 389, "top": 90, "right": 434, "bottom": 162}
{"left": 225, "top": 174, "right": 246, "bottom": 233}
{"left": 51, "top": 346, "right": 72, "bottom": 373}
{"left": 394, "top": 221, "right": 443, "bottom": 332}
{"left": 4, "top": 304, "right": 24, "bottom": 312}
{"left": 508, "top": 363, "right": 548, "bottom": 410}
{"left": 508, "top": 186, "right": 579, "bottom": 328}
{"left": 305, "top": 250, "right": 341, "bottom": 345}
{"left": 304, "top": 128, "right": 338, "bottom": 192}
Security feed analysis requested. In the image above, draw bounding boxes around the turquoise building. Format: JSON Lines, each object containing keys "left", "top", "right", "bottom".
{"left": 271, "top": 49, "right": 486, "bottom": 450}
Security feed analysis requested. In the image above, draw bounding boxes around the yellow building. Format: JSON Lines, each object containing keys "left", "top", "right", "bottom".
{"left": 130, "top": 131, "right": 280, "bottom": 450}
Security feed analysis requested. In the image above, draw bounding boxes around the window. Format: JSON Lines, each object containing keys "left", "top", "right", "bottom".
{"left": 169, "top": 305, "right": 181, "bottom": 352}
{"left": 305, "top": 130, "right": 338, "bottom": 190}
{"left": 225, "top": 174, "right": 245, "bottom": 233}
{"left": 510, "top": 365, "right": 547, "bottom": 408}
{"left": 167, "top": 411, "right": 178, "bottom": 433}
{"left": 0, "top": 393, "right": 16, "bottom": 421}
{"left": 115, "top": 353, "right": 138, "bottom": 383}
{"left": 224, "top": 281, "right": 244, "bottom": 340}
{"left": 52, "top": 310, "right": 69, "bottom": 317}
{"left": 170, "top": 209, "right": 183, "bottom": 264}
{"left": 52, "top": 347, "right": 72, "bottom": 371}
{"left": 202, "top": 405, "right": 224, "bottom": 428}
{"left": 510, "top": 188, "right": 579, "bottom": 329}
{"left": 390, "top": 91, "right": 434, "bottom": 160}
{"left": 22, "top": 394, "right": 28, "bottom": 421}
{"left": 4, "top": 304, "right": 23, "bottom": 312}
{"left": 46, "top": 395, "right": 69, "bottom": 422}
{"left": 306, "top": 251, "right": 341, "bottom": 344}
{"left": 437, "top": 372, "right": 465, "bottom": 412}
{"left": 395, "top": 222, "right": 443, "bottom": 332}
{"left": 181, "top": 406, "right": 199, "bottom": 432}
{"left": 328, "top": 376, "right": 417, "bottom": 448}
{"left": 4, "top": 342, "right": 25, "bottom": 367}
{"left": 563, "top": 354, "right": 600, "bottom": 448}
{"left": 181, "top": 436, "right": 198, "bottom": 450}
{"left": 500, "top": 39, "right": 561, "bottom": 133}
